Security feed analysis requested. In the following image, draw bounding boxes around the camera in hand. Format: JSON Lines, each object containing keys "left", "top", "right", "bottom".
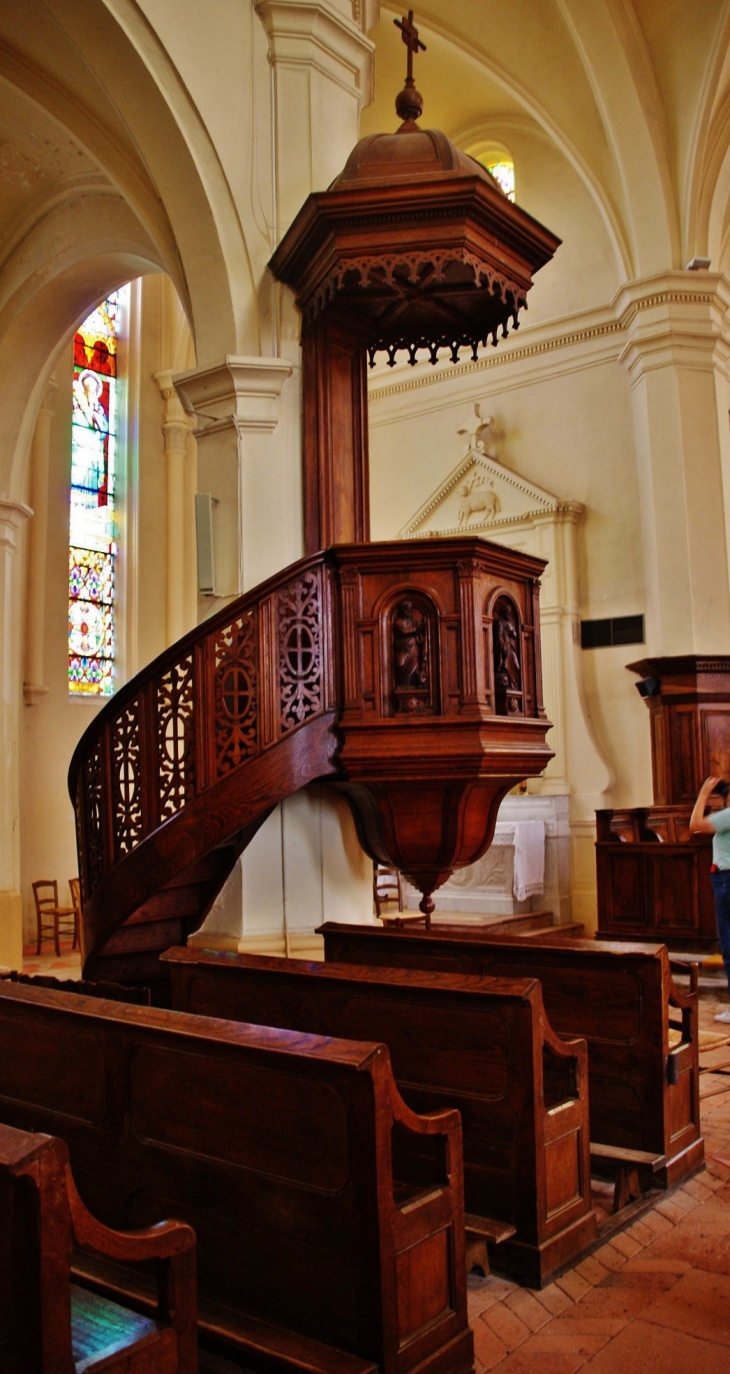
{"left": 712, "top": 780, "right": 730, "bottom": 799}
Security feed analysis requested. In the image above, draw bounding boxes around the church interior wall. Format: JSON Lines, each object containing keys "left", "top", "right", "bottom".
{"left": 4, "top": 1, "right": 730, "bottom": 961}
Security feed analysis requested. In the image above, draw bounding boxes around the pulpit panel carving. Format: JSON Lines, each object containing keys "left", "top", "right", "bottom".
{"left": 387, "top": 593, "right": 438, "bottom": 715}
{"left": 491, "top": 594, "right": 524, "bottom": 716}
{"left": 214, "top": 614, "right": 258, "bottom": 774}
{"left": 158, "top": 656, "right": 196, "bottom": 814}
{"left": 278, "top": 571, "right": 323, "bottom": 731}
{"left": 80, "top": 742, "right": 104, "bottom": 898}
{"left": 111, "top": 701, "right": 143, "bottom": 859}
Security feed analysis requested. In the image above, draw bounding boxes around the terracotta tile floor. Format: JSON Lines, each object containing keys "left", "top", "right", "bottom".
{"left": 469, "top": 987, "right": 730, "bottom": 1373}
{"left": 20, "top": 944, "right": 730, "bottom": 1372}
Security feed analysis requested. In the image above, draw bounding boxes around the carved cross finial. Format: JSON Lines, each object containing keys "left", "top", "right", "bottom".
{"left": 394, "top": 10, "right": 426, "bottom": 125}
{"left": 394, "top": 10, "right": 426, "bottom": 84}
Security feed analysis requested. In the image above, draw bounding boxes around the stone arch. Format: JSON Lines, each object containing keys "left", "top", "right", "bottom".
{"left": 0, "top": 0, "right": 262, "bottom": 374}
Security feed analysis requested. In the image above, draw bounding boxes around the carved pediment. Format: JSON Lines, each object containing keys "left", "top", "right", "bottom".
{"left": 400, "top": 447, "right": 561, "bottom": 538}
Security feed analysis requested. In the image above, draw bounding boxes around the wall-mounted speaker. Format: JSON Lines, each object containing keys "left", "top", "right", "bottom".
{"left": 195, "top": 493, "right": 217, "bottom": 596}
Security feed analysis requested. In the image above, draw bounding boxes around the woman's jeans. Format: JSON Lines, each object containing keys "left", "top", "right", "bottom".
{"left": 710, "top": 870, "right": 730, "bottom": 995}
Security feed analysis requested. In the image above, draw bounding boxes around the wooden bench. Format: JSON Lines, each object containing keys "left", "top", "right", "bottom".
{"left": 317, "top": 922, "right": 704, "bottom": 1189}
{"left": 0, "top": 982, "right": 471, "bottom": 1374}
{"left": 0, "top": 968, "right": 151, "bottom": 1004}
{"left": 162, "top": 946, "right": 596, "bottom": 1288}
{"left": 0, "top": 1120, "right": 197, "bottom": 1373}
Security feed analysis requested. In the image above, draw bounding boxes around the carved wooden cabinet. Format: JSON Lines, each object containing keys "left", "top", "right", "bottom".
{"left": 596, "top": 657, "right": 730, "bottom": 948}
{"left": 595, "top": 808, "right": 717, "bottom": 949}
{"left": 627, "top": 656, "right": 730, "bottom": 804}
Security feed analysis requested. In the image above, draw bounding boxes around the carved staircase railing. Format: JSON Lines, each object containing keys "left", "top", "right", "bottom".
{"left": 69, "top": 538, "right": 553, "bottom": 991}
{"left": 69, "top": 552, "right": 337, "bottom": 984}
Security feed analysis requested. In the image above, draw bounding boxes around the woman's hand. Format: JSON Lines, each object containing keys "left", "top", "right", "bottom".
{"left": 690, "top": 777, "right": 720, "bottom": 833}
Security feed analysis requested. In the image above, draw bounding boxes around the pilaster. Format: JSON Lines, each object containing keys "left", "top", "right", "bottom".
{"left": 0, "top": 498, "right": 32, "bottom": 968}
{"left": 23, "top": 378, "right": 58, "bottom": 705}
{"left": 154, "top": 370, "right": 197, "bottom": 644}
{"left": 256, "top": 0, "right": 376, "bottom": 237}
{"left": 617, "top": 271, "right": 730, "bottom": 654}
{"left": 173, "top": 356, "right": 293, "bottom": 602}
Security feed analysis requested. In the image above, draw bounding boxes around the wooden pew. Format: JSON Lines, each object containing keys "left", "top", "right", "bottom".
{"left": 317, "top": 923, "right": 703, "bottom": 1189}
{"left": 0, "top": 1121, "right": 197, "bottom": 1373}
{"left": 0, "top": 982, "right": 471, "bottom": 1374}
{"left": 0, "top": 968, "right": 151, "bottom": 1004}
{"left": 162, "top": 946, "right": 596, "bottom": 1288}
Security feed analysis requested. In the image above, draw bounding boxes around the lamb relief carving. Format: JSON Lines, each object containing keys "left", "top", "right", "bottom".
{"left": 457, "top": 473, "right": 501, "bottom": 526}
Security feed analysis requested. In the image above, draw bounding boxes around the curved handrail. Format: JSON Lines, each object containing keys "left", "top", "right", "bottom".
{"left": 69, "top": 550, "right": 337, "bottom": 932}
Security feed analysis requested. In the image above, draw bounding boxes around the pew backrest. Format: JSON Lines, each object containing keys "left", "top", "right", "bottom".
{"left": 0, "top": 1121, "right": 197, "bottom": 1374}
{"left": 162, "top": 946, "right": 594, "bottom": 1286}
{"left": 0, "top": 982, "right": 470, "bottom": 1374}
{"left": 316, "top": 922, "right": 702, "bottom": 1184}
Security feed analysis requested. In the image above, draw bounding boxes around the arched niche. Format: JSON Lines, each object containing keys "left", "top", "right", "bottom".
{"left": 381, "top": 590, "right": 441, "bottom": 717}
{"left": 488, "top": 591, "right": 524, "bottom": 717}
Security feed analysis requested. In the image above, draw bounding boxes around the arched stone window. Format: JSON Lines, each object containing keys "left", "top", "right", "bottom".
{"left": 465, "top": 140, "right": 516, "bottom": 202}
{"left": 68, "top": 286, "right": 130, "bottom": 696}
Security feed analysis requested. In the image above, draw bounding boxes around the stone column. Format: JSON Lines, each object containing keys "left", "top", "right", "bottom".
{"left": 155, "top": 370, "right": 197, "bottom": 644}
{"left": 618, "top": 272, "right": 730, "bottom": 654}
{"left": 185, "top": 6, "right": 377, "bottom": 954}
{"left": 173, "top": 356, "right": 293, "bottom": 603}
{"left": 23, "top": 377, "right": 57, "bottom": 705}
{"left": 0, "top": 499, "right": 32, "bottom": 968}
{"left": 255, "top": 0, "right": 375, "bottom": 238}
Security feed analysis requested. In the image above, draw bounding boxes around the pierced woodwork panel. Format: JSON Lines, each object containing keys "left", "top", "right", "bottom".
{"left": 491, "top": 596, "right": 524, "bottom": 717}
{"left": 214, "top": 613, "right": 258, "bottom": 774}
{"left": 278, "top": 571, "right": 323, "bottom": 731}
{"left": 157, "top": 656, "right": 196, "bottom": 817}
{"left": 81, "top": 741, "right": 104, "bottom": 897}
{"left": 111, "top": 701, "right": 143, "bottom": 859}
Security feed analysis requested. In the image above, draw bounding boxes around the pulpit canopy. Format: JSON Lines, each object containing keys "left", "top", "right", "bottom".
{"left": 270, "top": 17, "right": 561, "bottom": 368}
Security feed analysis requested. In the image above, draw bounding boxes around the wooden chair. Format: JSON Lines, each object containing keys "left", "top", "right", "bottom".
{"left": 373, "top": 862, "right": 403, "bottom": 917}
{"left": 32, "top": 881, "right": 77, "bottom": 956}
{"left": 0, "top": 1120, "right": 197, "bottom": 1373}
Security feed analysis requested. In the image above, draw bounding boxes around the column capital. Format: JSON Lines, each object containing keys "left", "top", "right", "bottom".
{"left": 0, "top": 499, "right": 32, "bottom": 551}
{"left": 616, "top": 270, "right": 730, "bottom": 384}
{"left": 255, "top": 0, "right": 375, "bottom": 104}
{"left": 174, "top": 356, "right": 293, "bottom": 436}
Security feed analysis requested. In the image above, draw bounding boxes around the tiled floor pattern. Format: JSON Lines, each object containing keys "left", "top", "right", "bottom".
{"left": 20, "top": 944, "right": 730, "bottom": 1373}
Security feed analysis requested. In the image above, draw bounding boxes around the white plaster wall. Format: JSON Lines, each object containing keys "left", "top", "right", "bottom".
{"left": 369, "top": 348, "right": 652, "bottom": 810}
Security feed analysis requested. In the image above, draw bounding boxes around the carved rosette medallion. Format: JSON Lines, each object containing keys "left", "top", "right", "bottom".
{"left": 214, "top": 612, "right": 258, "bottom": 774}
{"left": 278, "top": 572, "right": 323, "bottom": 730}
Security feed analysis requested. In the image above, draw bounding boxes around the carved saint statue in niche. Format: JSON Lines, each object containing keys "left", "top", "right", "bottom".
{"left": 393, "top": 600, "right": 429, "bottom": 712}
{"left": 494, "top": 601, "right": 521, "bottom": 714}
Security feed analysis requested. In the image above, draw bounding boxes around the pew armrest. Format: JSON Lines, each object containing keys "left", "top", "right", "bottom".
{"left": 66, "top": 1162, "right": 196, "bottom": 1261}
{"left": 667, "top": 961, "right": 699, "bottom": 1049}
{"left": 63, "top": 1147, "right": 197, "bottom": 1369}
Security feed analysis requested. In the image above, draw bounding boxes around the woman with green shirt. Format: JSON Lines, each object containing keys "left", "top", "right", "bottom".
{"left": 690, "top": 776, "right": 730, "bottom": 1024}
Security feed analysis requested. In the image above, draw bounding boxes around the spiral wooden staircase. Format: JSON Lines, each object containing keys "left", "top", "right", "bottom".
{"left": 69, "top": 538, "right": 553, "bottom": 995}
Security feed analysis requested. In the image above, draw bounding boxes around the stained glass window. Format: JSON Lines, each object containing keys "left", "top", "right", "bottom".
{"left": 68, "top": 287, "right": 128, "bottom": 695}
